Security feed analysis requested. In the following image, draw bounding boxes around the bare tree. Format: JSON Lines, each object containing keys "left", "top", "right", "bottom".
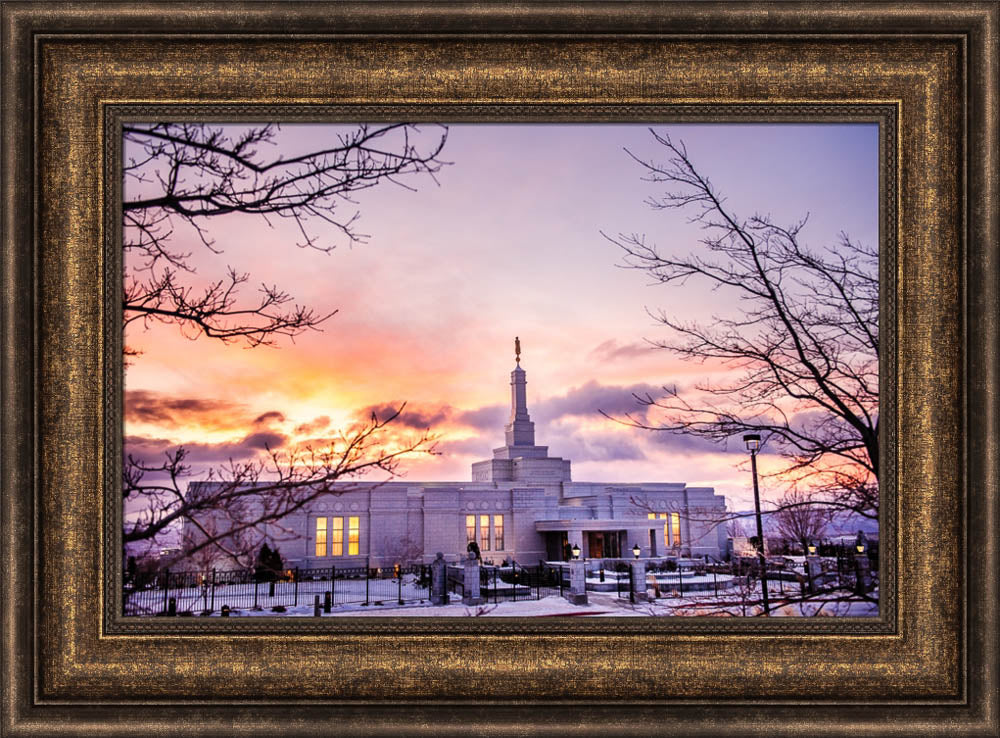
{"left": 125, "top": 407, "right": 437, "bottom": 569}
{"left": 603, "top": 131, "right": 878, "bottom": 518}
{"left": 771, "top": 489, "right": 831, "bottom": 553}
{"left": 122, "top": 123, "right": 448, "bottom": 573}
{"left": 123, "top": 122, "right": 448, "bottom": 351}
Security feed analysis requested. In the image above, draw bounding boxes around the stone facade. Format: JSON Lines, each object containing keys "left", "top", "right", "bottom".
{"left": 181, "top": 360, "right": 729, "bottom": 569}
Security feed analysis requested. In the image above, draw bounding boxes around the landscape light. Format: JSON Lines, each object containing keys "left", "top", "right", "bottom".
{"left": 632, "top": 543, "right": 641, "bottom": 559}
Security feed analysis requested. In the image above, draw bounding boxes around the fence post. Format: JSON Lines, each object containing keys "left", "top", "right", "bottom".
{"left": 713, "top": 569, "right": 718, "bottom": 597}
{"left": 162, "top": 569, "right": 170, "bottom": 615}
{"left": 462, "top": 553, "right": 483, "bottom": 606}
{"left": 210, "top": 569, "right": 216, "bottom": 613}
{"left": 430, "top": 553, "right": 446, "bottom": 606}
{"left": 397, "top": 569, "right": 403, "bottom": 606}
{"left": 313, "top": 594, "right": 320, "bottom": 617}
{"left": 365, "top": 568, "right": 370, "bottom": 606}
{"left": 331, "top": 566, "right": 336, "bottom": 608}
{"left": 254, "top": 577, "right": 259, "bottom": 610}
{"left": 677, "top": 566, "right": 683, "bottom": 597}
{"left": 294, "top": 567, "right": 299, "bottom": 607}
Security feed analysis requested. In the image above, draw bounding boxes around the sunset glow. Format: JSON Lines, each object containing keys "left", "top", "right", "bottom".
{"left": 124, "top": 123, "right": 878, "bottom": 512}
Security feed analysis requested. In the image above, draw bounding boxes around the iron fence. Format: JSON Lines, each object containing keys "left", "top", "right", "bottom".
{"left": 478, "top": 564, "right": 543, "bottom": 603}
{"left": 124, "top": 564, "right": 431, "bottom": 616}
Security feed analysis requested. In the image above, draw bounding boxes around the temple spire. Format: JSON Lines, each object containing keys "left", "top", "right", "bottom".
{"left": 506, "top": 341, "right": 534, "bottom": 447}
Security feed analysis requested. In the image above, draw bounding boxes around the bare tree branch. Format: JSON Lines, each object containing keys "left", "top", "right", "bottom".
{"left": 603, "top": 131, "right": 878, "bottom": 517}
{"left": 123, "top": 122, "right": 448, "bottom": 348}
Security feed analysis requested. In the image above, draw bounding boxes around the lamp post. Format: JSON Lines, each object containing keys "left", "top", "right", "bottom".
{"left": 632, "top": 543, "right": 641, "bottom": 560}
{"left": 743, "top": 433, "right": 771, "bottom": 616}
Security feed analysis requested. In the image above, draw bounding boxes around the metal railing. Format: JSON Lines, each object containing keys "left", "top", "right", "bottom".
{"left": 124, "top": 564, "right": 431, "bottom": 616}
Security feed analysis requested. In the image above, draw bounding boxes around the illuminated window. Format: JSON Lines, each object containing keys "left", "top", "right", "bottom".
{"left": 659, "top": 513, "right": 669, "bottom": 544}
{"left": 315, "top": 517, "right": 327, "bottom": 557}
{"left": 647, "top": 512, "right": 656, "bottom": 520}
{"left": 671, "top": 512, "right": 681, "bottom": 544}
{"left": 331, "top": 516, "right": 343, "bottom": 556}
{"left": 348, "top": 516, "right": 360, "bottom": 556}
{"left": 466, "top": 514, "right": 476, "bottom": 542}
{"left": 480, "top": 514, "right": 490, "bottom": 550}
{"left": 493, "top": 514, "right": 504, "bottom": 550}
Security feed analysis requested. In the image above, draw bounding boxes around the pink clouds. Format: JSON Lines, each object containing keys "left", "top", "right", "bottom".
{"left": 124, "top": 122, "right": 878, "bottom": 511}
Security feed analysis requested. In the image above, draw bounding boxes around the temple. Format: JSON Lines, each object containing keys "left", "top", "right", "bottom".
{"left": 181, "top": 341, "right": 729, "bottom": 568}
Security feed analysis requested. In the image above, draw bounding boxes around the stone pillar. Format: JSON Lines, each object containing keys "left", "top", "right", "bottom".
{"left": 564, "top": 559, "right": 588, "bottom": 605}
{"left": 430, "top": 552, "right": 447, "bottom": 605}
{"left": 854, "top": 554, "right": 872, "bottom": 595}
{"left": 629, "top": 559, "right": 648, "bottom": 603}
{"left": 805, "top": 555, "right": 823, "bottom": 594}
{"left": 462, "top": 552, "right": 484, "bottom": 606}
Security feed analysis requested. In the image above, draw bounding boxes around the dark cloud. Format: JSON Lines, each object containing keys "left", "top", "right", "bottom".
{"left": 589, "top": 339, "right": 657, "bottom": 362}
{"left": 294, "top": 415, "right": 331, "bottom": 435}
{"left": 124, "top": 429, "right": 288, "bottom": 467}
{"left": 124, "top": 390, "right": 249, "bottom": 429}
{"left": 535, "top": 380, "right": 665, "bottom": 424}
{"left": 540, "top": 424, "right": 647, "bottom": 463}
{"left": 455, "top": 404, "right": 505, "bottom": 431}
{"left": 241, "top": 431, "right": 286, "bottom": 450}
{"left": 253, "top": 411, "right": 286, "bottom": 426}
{"left": 644, "top": 427, "right": 731, "bottom": 456}
{"left": 356, "top": 402, "right": 451, "bottom": 430}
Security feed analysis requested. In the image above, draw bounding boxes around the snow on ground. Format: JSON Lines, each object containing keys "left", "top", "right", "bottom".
{"left": 202, "top": 586, "right": 878, "bottom": 618}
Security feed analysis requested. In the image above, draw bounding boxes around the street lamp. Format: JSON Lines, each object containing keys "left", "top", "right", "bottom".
{"left": 632, "top": 543, "right": 641, "bottom": 560}
{"left": 856, "top": 542, "right": 866, "bottom": 554}
{"left": 807, "top": 542, "right": 817, "bottom": 556}
{"left": 571, "top": 543, "right": 581, "bottom": 560}
{"left": 743, "top": 433, "right": 771, "bottom": 616}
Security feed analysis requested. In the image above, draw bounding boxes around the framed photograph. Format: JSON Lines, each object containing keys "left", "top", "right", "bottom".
{"left": 3, "top": 2, "right": 996, "bottom": 736}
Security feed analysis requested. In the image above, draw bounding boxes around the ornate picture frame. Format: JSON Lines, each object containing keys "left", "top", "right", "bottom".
{"left": 2, "top": 3, "right": 996, "bottom": 735}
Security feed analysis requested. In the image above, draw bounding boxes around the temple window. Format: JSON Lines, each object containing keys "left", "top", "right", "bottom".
{"left": 348, "top": 516, "right": 360, "bottom": 555}
{"left": 314, "top": 517, "right": 327, "bottom": 557}
{"left": 331, "top": 517, "right": 343, "bottom": 556}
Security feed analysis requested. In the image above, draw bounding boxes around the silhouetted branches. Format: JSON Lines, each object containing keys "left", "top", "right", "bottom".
{"left": 603, "top": 131, "right": 878, "bottom": 517}
{"left": 123, "top": 122, "right": 448, "bottom": 348}
{"left": 124, "top": 406, "right": 438, "bottom": 569}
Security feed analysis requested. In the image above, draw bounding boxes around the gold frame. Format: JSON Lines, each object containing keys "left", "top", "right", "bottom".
{"left": 2, "top": 2, "right": 996, "bottom": 735}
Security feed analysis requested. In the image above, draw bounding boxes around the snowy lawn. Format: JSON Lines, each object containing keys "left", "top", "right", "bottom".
{"left": 194, "top": 585, "right": 877, "bottom": 618}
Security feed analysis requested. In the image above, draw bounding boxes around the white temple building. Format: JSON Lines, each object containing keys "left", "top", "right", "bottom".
{"left": 183, "top": 346, "right": 730, "bottom": 569}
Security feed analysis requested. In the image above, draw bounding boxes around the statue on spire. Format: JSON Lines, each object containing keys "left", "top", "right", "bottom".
{"left": 515, "top": 336, "right": 521, "bottom": 364}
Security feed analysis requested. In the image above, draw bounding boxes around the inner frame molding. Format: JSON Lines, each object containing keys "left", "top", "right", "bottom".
{"left": 103, "top": 101, "right": 899, "bottom": 638}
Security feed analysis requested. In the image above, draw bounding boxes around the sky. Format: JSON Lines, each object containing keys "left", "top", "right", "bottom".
{"left": 124, "top": 122, "right": 878, "bottom": 512}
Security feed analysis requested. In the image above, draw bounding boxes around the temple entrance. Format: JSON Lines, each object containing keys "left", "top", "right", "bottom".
{"left": 545, "top": 532, "right": 570, "bottom": 561}
{"left": 586, "top": 531, "right": 623, "bottom": 559}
